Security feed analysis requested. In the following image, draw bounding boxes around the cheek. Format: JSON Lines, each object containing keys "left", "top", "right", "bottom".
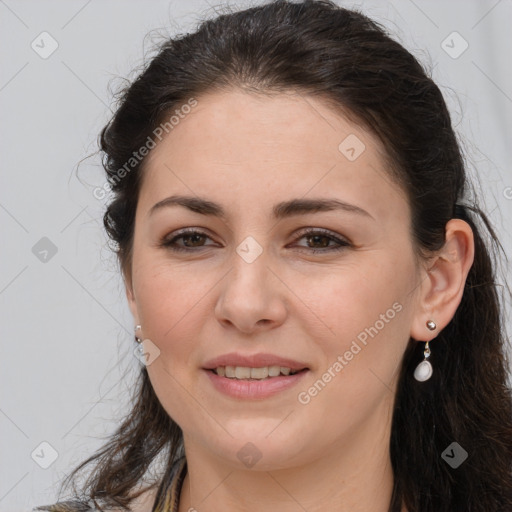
{"left": 314, "top": 257, "right": 410, "bottom": 334}
{"left": 132, "top": 262, "right": 213, "bottom": 423}
{"left": 308, "top": 255, "right": 415, "bottom": 383}
{"left": 132, "top": 260, "right": 209, "bottom": 353}
{"left": 294, "top": 266, "right": 412, "bottom": 441}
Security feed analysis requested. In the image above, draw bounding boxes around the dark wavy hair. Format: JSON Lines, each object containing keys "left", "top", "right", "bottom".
{"left": 38, "top": 1, "right": 512, "bottom": 511}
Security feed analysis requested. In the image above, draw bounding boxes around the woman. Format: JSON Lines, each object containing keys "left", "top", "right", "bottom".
{"left": 34, "top": 0, "right": 512, "bottom": 511}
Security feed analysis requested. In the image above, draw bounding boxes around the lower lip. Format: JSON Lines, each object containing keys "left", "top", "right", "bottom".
{"left": 203, "top": 369, "right": 309, "bottom": 399}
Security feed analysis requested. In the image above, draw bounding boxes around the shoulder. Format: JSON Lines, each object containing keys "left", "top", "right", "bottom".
{"left": 127, "top": 486, "right": 159, "bottom": 512}
{"left": 32, "top": 487, "right": 158, "bottom": 512}
{"left": 32, "top": 501, "right": 96, "bottom": 511}
{"left": 32, "top": 456, "right": 186, "bottom": 512}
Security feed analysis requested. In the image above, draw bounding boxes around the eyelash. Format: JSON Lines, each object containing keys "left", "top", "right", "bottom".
{"left": 159, "top": 228, "right": 351, "bottom": 254}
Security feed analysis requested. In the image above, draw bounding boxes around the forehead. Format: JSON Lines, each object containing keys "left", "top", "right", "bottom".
{"left": 140, "top": 89, "right": 408, "bottom": 222}
{"left": 150, "top": 89, "right": 379, "bottom": 161}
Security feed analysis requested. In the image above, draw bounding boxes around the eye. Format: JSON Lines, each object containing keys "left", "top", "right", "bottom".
{"left": 159, "top": 229, "right": 217, "bottom": 252}
{"left": 291, "top": 228, "right": 351, "bottom": 253}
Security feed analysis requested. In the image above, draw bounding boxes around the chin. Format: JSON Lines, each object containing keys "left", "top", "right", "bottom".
{"left": 205, "top": 429, "right": 312, "bottom": 470}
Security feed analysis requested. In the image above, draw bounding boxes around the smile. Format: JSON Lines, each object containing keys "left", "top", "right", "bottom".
{"left": 212, "top": 365, "right": 304, "bottom": 379}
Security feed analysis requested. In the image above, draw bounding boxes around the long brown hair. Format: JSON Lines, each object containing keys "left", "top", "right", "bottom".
{"left": 40, "top": 1, "right": 512, "bottom": 510}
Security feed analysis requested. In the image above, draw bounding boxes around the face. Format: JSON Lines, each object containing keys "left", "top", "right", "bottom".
{"left": 127, "top": 89, "right": 424, "bottom": 470}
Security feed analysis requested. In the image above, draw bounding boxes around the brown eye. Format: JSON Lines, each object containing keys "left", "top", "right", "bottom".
{"left": 305, "top": 234, "right": 332, "bottom": 249}
{"left": 292, "top": 229, "right": 351, "bottom": 254}
{"left": 160, "top": 229, "right": 216, "bottom": 252}
{"left": 179, "top": 232, "right": 207, "bottom": 247}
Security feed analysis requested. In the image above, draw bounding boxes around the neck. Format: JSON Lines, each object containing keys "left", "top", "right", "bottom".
{"left": 178, "top": 401, "right": 399, "bottom": 512}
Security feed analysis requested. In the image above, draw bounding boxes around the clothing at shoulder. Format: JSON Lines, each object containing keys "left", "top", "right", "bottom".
{"left": 32, "top": 495, "right": 153, "bottom": 512}
{"left": 32, "top": 489, "right": 158, "bottom": 512}
{"left": 33, "top": 500, "right": 97, "bottom": 511}
{"left": 32, "top": 456, "right": 186, "bottom": 512}
{"left": 32, "top": 486, "right": 157, "bottom": 512}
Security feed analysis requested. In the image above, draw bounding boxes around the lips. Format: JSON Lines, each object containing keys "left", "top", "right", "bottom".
{"left": 202, "top": 353, "right": 309, "bottom": 372}
{"left": 204, "top": 364, "right": 309, "bottom": 399}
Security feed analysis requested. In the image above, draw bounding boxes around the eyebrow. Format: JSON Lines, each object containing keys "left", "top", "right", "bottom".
{"left": 148, "top": 195, "right": 374, "bottom": 220}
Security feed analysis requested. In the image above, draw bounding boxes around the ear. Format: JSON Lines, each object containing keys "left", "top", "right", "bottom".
{"left": 124, "top": 268, "right": 140, "bottom": 326}
{"left": 410, "top": 219, "right": 475, "bottom": 341}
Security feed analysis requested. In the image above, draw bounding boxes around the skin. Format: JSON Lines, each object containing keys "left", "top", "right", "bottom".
{"left": 125, "top": 89, "right": 474, "bottom": 512}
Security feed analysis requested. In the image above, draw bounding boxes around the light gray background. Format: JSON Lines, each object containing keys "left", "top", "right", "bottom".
{"left": 1, "top": 0, "right": 511, "bottom": 510}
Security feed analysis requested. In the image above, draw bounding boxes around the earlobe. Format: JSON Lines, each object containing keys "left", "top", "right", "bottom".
{"left": 410, "top": 219, "right": 474, "bottom": 341}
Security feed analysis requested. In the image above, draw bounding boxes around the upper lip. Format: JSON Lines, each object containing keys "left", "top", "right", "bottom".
{"left": 202, "top": 353, "right": 309, "bottom": 371}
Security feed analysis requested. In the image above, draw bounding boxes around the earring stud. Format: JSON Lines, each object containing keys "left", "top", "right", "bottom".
{"left": 134, "top": 324, "right": 142, "bottom": 344}
{"left": 426, "top": 320, "right": 436, "bottom": 331}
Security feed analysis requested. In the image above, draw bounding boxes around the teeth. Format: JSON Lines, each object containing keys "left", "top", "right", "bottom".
{"left": 251, "top": 367, "right": 268, "bottom": 379}
{"left": 213, "top": 366, "right": 302, "bottom": 379}
{"left": 268, "top": 365, "right": 281, "bottom": 377}
{"left": 235, "top": 366, "right": 251, "bottom": 379}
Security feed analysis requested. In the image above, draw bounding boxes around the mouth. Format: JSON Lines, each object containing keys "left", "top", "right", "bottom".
{"left": 202, "top": 353, "right": 310, "bottom": 398}
{"left": 202, "top": 354, "right": 310, "bottom": 399}
{"left": 207, "top": 365, "right": 309, "bottom": 380}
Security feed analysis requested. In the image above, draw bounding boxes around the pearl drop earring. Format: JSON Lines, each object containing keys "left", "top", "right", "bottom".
{"left": 413, "top": 320, "right": 436, "bottom": 382}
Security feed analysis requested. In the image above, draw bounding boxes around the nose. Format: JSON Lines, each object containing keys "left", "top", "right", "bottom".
{"left": 214, "top": 249, "right": 288, "bottom": 335}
